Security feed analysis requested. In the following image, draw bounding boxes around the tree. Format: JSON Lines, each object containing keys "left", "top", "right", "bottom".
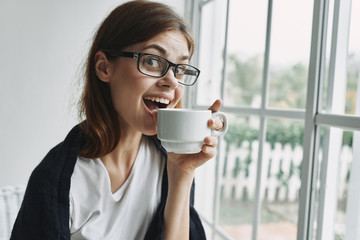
{"left": 225, "top": 54, "right": 262, "bottom": 106}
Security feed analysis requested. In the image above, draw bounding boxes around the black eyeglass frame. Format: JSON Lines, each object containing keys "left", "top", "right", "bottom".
{"left": 104, "top": 51, "right": 200, "bottom": 86}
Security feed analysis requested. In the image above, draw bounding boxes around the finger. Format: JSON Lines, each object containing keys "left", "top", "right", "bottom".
{"left": 208, "top": 99, "right": 222, "bottom": 113}
{"left": 204, "top": 136, "right": 218, "bottom": 147}
{"left": 201, "top": 144, "right": 217, "bottom": 158}
{"left": 208, "top": 118, "right": 224, "bottom": 131}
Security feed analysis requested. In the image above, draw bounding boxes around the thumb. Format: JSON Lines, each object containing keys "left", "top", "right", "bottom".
{"left": 208, "top": 99, "right": 222, "bottom": 113}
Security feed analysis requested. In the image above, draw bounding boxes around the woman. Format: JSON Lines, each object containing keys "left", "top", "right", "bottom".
{"left": 11, "top": 1, "right": 224, "bottom": 239}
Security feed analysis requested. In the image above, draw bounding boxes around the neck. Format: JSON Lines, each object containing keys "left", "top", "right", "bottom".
{"left": 100, "top": 125, "right": 143, "bottom": 193}
{"left": 102, "top": 126, "right": 143, "bottom": 167}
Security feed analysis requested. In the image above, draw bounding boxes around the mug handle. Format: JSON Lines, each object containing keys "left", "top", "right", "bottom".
{"left": 211, "top": 111, "right": 228, "bottom": 137}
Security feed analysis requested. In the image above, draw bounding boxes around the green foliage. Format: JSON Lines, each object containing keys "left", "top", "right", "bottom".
{"left": 342, "top": 131, "right": 353, "bottom": 147}
{"left": 225, "top": 51, "right": 359, "bottom": 113}
{"left": 269, "top": 62, "right": 308, "bottom": 109}
{"left": 224, "top": 122, "right": 258, "bottom": 148}
{"left": 224, "top": 121, "right": 305, "bottom": 150}
{"left": 345, "top": 53, "right": 359, "bottom": 114}
{"left": 224, "top": 120, "right": 352, "bottom": 149}
{"left": 266, "top": 121, "right": 304, "bottom": 149}
{"left": 226, "top": 54, "right": 262, "bottom": 105}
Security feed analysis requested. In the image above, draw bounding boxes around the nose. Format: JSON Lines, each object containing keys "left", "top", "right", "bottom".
{"left": 158, "top": 66, "right": 179, "bottom": 89}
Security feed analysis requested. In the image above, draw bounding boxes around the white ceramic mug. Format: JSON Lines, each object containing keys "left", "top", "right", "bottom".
{"left": 157, "top": 108, "right": 228, "bottom": 154}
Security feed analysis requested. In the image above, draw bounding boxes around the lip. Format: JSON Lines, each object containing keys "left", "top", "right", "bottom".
{"left": 144, "top": 94, "right": 173, "bottom": 102}
{"left": 143, "top": 96, "right": 170, "bottom": 105}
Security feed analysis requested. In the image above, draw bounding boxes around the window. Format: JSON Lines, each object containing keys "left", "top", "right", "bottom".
{"left": 187, "top": 0, "right": 360, "bottom": 239}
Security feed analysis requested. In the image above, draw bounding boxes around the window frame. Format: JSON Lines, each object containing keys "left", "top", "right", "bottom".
{"left": 185, "top": 0, "right": 360, "bottom": 239}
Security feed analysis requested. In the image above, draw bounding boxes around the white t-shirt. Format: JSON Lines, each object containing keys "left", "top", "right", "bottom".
{"left": 69, "top": 136, "right": 165, "bottom": 240}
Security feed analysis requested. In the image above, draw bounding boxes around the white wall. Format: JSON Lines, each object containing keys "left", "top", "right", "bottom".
{"left": 0, "top": 0, "right": 186, "bottom": 187}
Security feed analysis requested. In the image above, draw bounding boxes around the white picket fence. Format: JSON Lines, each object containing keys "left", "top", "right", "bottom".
{"left": 221, "top": 140, "right": 353, "bottom": 202}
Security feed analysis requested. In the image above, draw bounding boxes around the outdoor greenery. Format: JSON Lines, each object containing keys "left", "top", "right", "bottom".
{"left": 226, "top": 53, "right": 308, "bottom": 109}
{"left": 226, "top": 52, "right": 359, "bottom": 112}
{"left": 226, "top": 54, "right": 262, "bottom": 106}
{"left": 345, "top": 53, "right": 360, "bottom": 114}
{"left": 223, "top": 51, "right": 358, "bottom": 151}
{"left": 219, "top": 52, "right": 357, "bottom": 231}
{"left": 224, "top": 120, "right": 305, "bottom": 150}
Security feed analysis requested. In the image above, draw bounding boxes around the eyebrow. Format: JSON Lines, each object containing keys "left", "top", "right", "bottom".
{"left": 141, "top": 44, "right": 190, "bottom": 61}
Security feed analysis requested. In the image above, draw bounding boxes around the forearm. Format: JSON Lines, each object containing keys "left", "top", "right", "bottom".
{"left": 163, "top": 167, "right": 195, "bottom": 240}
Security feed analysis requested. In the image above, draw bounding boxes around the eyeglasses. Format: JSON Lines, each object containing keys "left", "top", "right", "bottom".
{"left": 104, "top": 51, "right": 200, "bottom": 86}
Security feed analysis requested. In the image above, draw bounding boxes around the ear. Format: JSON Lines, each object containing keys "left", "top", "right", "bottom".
{"left": 94, "top": 51, "right": 113, "bottom": 83}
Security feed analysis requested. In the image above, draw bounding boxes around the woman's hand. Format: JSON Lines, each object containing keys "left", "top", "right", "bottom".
{"left": 166, "top": 99, "right": 224, "bottom": 178}
{"left": 163, "top": 99, "right": 224, "bottom": 240}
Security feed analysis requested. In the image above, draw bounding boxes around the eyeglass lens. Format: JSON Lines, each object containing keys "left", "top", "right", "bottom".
{"left": 139, "top": 54, "right": 198, "bottom": 86}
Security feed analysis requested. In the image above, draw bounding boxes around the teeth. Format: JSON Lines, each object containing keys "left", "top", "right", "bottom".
{"left": 144, "top": 96, "right": 170, "bottom": 104}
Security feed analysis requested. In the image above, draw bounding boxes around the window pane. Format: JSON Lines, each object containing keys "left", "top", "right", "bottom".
{"left": 321, "top": 0, "right": 334, "bottom": 113}
{"left": 196, "top": 0, "right": 227, "bottom": 106}
{"left": 219, "top": 114, "right": 260, "bottom": 239}
{"left": 322, "top": 0, "right": 360, "bottom": 116}
{"left": 268, "top": 1, "right": 313, "bottom": 109}
{"left": 257, "top": 118, "right": 303, "bottom": 240}
{"left": 312, "top": 127, "right": 358, "bottom": 239}
{"left": 224, "top": 0, "right": 267, "bottom": 108}
{"left": 345, "top": 0, "right": 360, "bottom": 116}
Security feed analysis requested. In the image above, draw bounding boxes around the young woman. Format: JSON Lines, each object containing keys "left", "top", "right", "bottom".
{"left": 11, "top": 1, "right": 224, "bottom": 239}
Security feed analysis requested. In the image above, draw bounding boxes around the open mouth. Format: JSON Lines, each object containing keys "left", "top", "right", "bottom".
{"left": 143, "top": 96, "right": 170, "bottom": 111}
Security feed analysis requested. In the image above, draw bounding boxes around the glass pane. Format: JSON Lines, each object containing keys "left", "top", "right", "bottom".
{"left": 321, "top": 0, "right": 334, "bottom": 112}
{"left": 218, "top": 114, "right": 260, "bottom": 239}
{"left": 196, "top": 0, "right": 227, "bottom": 106}
{"left": 312, "top": 127, "right": 358, "bottom": 239}
{"left": 345, "top": 0, "right": 360, "bottom": 115}
{"left": 268, "top": 1, "right": 313, "bottom": 109}
{"left": 258, "top": 118, "right": 304, "bottom": 240}
{"left": 322, "top": 0, "right": 360, "bottom": 115}
{"left": 224, "top": 0, "right": 267, "bottom": 108}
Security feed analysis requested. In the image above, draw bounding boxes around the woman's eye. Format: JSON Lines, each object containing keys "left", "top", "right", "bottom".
{"left": 176, "top": 66, "right": 186, "bottom": 75}
{"left": 143, "top": 58, "right": 161, "bottom": 68}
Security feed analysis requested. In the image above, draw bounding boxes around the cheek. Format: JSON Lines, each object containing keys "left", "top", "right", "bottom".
{"left": 174, "top": 86, "right": 185, "bottom": 105}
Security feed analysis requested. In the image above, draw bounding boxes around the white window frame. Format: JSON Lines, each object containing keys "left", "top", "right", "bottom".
{"left": 185, "top": 0, "right": 360, "bottom": 239}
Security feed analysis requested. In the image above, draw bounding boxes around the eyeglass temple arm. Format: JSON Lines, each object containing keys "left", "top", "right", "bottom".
{"left": 104, "top": 51, "right": 137, "bottom": 59}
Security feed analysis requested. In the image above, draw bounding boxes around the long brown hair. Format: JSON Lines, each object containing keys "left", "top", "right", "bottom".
{"left": 78, "top": 0, "right": 194, "bottom": 158}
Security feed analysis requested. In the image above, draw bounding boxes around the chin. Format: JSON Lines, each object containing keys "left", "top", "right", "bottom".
{"left": 143, "top": 130, "right": 157, "bottom": 136}
{"left": 142, "top": 125, "right": 157, "bottom": 136}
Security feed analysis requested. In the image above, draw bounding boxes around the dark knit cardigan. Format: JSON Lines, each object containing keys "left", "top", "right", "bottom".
{"left": 10, "top": 124, "right": 206, "bottom": 240}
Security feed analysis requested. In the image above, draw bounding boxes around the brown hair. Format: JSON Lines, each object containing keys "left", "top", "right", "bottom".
{"left": 78, "top": 0, "right": 194, "bottom": 158}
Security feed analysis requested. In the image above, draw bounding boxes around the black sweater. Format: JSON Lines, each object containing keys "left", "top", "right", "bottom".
{"left": 10, "top": 124, "right": 206, "bottom": 239}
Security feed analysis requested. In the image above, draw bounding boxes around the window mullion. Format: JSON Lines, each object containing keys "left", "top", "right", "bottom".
{"left": 297, "top": 0, "right": 328, "bottom": 239}
{"left": 251, "top": 1, "right": 273, "bottom": 240}
{"left": 210, "top": 1, "right": 230, "bottom": 240}
{"left": 316, "top": 1, "right": 352, "bottom": 239}
{"left": 220, "top": 0, "right": 230, "bottom": 102}
{"left": 187, "top": 0, "right": 202, "bottom": 109}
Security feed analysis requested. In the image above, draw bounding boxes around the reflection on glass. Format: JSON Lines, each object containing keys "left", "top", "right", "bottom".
{"left": 224, "top": 0, "right": 267, "bottom": 108}
{"left": 268, "top": 1, "right": 312, "bottom": 110}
